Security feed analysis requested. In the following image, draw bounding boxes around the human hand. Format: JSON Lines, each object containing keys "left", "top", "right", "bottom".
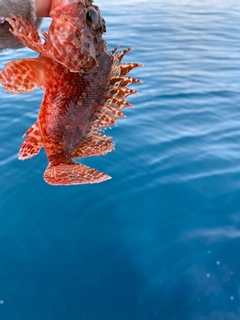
{"left": 35, "top": 0, "right": 52, "bottom": 17}
{"left": 0, "top": 0, "right": 43, "bottom": 50}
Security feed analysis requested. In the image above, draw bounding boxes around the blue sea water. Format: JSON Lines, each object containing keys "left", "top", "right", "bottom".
{"left": 1, "top": 0, "right": 240, "bottom": 319}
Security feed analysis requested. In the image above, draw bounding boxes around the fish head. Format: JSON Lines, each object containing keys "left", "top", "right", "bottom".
{"left": 48, "top": 0, "right": 107, "bottom": 72}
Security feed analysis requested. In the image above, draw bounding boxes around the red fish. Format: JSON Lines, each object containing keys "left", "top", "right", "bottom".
{"left": 0, "top": 0, "right": 142, "bottom": 185}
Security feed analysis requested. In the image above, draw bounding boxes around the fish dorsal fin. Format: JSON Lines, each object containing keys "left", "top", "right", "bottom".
{"left": 89, "top": 47, "right": 143, "bottom": 132}
{"left": 112, "top": 63, "right": 143, "bottom": 77}
{"left": 108, "top": 87, "right": 138, "bottom": 99}
{"left": 105, "top": 96, "right": 133, "bottom": 110}
{"left": 110, "top": 76, "right": 142, "bottom": 87}
{"left": 18, "top": 122, "right": 43, "bottom": 160}
{"left": 111, "top": 47, "right": 132, "bottom": 62}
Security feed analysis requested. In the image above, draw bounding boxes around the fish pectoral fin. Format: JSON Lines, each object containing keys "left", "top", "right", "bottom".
{"left": 44, "top": 162, "right": 111, "bottom": 185}
{"left": 6, "top": 15, "right": 45, "bottom": 54}
{"left": 18, "top": 122, "right": 43, "bottom": 160}
{"left": 71, "top": 132, "right": 114, "bottom": 159}
{"left": 0, "top": 58, "right": 44, "bottom": 93}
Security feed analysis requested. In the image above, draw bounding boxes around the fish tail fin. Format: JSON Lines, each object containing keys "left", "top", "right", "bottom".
{"left": 44, "top": 162, "right": 111, "bottom": 186}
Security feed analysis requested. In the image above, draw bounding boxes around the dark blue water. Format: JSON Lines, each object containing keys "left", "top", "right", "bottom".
{"left": 1, "top": 0, "right": 240, "bottom": 319}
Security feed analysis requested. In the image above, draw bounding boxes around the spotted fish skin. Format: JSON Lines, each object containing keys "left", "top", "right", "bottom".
{"left": 0, "top": 0, "right": 142, "bottom": 185}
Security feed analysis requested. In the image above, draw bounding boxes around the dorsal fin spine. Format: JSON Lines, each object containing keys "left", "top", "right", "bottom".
{"left": 117, "top": 63, "right": 144, "bottom": 76}
{"left": 113, "top": 47, "right": 133, "bottom": 62}
{"left": 110, "top": 76, "right": 142, "bottom": 87}
{"left": 105, "top": 96, "right": 133, "bottom": 110}
{"left": 104, "top": 104, "right": 125, "bottom": 119}
{"left": 89, "top": 47, "right": 142, "bottom": 131}
{"left": 108, "top": 87, "right": 138, "bottom": 99}
{"left": 96, "top": 110, "right": 116, "bottom": 126}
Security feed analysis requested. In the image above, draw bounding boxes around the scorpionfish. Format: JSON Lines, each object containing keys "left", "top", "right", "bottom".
{"left": 0, "top": 0, "right": 142, "bottom": 185}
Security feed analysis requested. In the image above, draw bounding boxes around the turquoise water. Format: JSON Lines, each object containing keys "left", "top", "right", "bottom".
{"left": 1, "top": 0, "right": 240, "bottom": 319}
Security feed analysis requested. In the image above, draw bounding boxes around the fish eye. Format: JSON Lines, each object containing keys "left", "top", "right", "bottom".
{"left": 86, "top": 7, "right": 99, "bottom": 26}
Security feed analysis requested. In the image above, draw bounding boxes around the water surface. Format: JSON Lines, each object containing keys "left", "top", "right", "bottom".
{"left": 1, "top": 0, "right": 240, "bottom": 319}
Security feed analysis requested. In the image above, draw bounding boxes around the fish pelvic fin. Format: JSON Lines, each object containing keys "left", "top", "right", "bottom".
{"left": 18, "top": 122, "right": 43, "bottom": 160}
{"left": 44, "top": 162, "right": 111, "bottom": 186}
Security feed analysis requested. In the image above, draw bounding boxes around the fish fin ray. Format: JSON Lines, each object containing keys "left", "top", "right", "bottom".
{"left": 74, "top": 46, "right": 142, "bottom": 133}
{"left": 6, "top": 15, "right": 45, "bottom": 54}
{"left": 112, "top": 47, "right": 133, "bottom": 62}
{"left": 90, "top": 99, "right": 128, "bottom": 130}
{"left": 90, "top": 48, "right": 142, "bottom": 131}
{"left": 72, "top": 133, "right": 114, "bottom": 159}
{"left": 44, "top": 162, "right": 111, "bottom": 185}
{"left": 41, "top": 30, "right": 48, "bottom": 41}
{"left": 113, "top": 63, "right": 144, "bottom": 77}
{"left": 110, "top": 76, "right": 142, "bottom": 87}
{"left": 18, "top": 122, "right": 43, "bottom": 160}
{"left": 0, "top": 58, "right": 43, "bottom": 93}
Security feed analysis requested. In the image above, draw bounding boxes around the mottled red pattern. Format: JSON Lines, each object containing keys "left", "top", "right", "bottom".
{"left": 0, "top": 0, "right": 142, "bottom": 185}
